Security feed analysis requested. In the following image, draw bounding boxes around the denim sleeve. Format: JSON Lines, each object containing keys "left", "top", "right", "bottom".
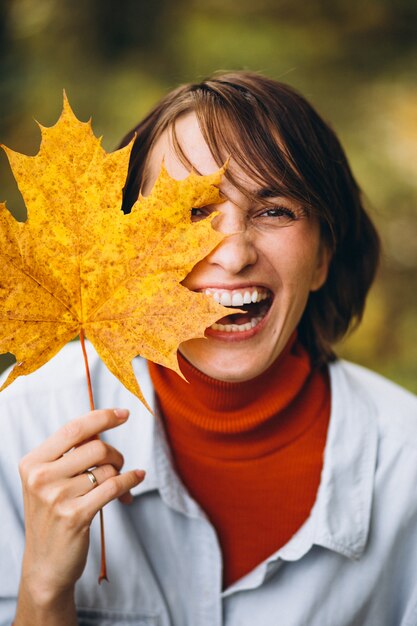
{"left": 0, "top": 441, "right": 25, "bottom": 626}
{"left": 0, "top": 392, "right": 27, "bottom": 626}
{"left": 403, "top": 583, "right": 417, "bottom": 626}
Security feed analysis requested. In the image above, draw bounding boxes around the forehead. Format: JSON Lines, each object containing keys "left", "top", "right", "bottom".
{"left": 144, "top": 112, "right": 257, "bottom": 197}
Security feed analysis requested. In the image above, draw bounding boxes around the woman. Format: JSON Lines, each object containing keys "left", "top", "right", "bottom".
{"left": 1, "top": 72, "right": 417, "bottom": 626}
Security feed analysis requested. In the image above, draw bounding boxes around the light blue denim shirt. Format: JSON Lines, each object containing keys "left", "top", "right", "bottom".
{"left": 1, "top": 341, "right": 417, "bottom": 626}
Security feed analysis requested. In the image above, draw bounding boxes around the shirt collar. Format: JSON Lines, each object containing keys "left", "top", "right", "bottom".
{"left": 311, "top": 360, "right": 378, "bottom": 559}
{"left": 123, "top": 358, "right": 203, "bottom": 514}
{"left": 104, "top": 357, "right": 158, "bottom": 497}
{"left": 127, "top": 358, "right": 379, "bottom": 561}
{"left": 223, "top": 360, "right": 379, "bottom": 596}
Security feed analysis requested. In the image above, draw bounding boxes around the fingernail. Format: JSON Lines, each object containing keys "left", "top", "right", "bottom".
{"left": 135, "top": 470, "right": 146, "bottom": 480}
{"left": 114, "top": 408, "right": 130, "bottom": 420}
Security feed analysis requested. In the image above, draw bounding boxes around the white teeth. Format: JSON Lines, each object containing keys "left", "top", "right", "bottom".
{"left": 210, "top": 316, "right": 264, "bottom": 333}
{"left": 203, "top": 287, "right": 269, "bottom": 305}
{"left": 220, "top": 292, "right": 232, "bottom": 306}
{"left": 231, "top": 292, "right": 244, "bottom": 307}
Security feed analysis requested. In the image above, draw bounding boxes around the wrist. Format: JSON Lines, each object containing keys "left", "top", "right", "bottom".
{"left": 20, "top": 554, "right": 77, "bottom": 605}
{"left": 19, "top": 569, "right": 75, "bottom": 609}
{"left": 16, "top": 580, "right": 77, "bottom": 626}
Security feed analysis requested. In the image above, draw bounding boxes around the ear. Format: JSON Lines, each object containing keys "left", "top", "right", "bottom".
{"left": 310, "top": 243, "right": 332, "bottom": 292}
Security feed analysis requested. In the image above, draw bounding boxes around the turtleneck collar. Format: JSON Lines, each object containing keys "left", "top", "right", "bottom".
{"left": 147, "top": 333, "right": 329, "bottom": 459}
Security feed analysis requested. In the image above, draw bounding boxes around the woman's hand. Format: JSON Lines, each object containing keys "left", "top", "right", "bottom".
{"left": 14, "top": 408, "right": 144, "bottom": 624}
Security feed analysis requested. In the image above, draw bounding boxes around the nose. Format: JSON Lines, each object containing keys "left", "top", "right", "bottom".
{"left": 206, "top": 210, "right": 258, "bottom": 274}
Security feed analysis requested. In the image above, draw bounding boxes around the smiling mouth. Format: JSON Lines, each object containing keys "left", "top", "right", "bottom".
{"left": 203, "top": 287, "right": 273, "bottom": 333}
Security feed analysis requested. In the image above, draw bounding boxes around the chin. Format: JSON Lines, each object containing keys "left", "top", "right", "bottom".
{"left": 179, "top": 341, "right": 276, "bottom": 383}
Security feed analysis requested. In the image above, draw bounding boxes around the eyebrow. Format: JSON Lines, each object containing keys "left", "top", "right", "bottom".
{"left": 255, "top": 187, "right": 284, "bottom": 199}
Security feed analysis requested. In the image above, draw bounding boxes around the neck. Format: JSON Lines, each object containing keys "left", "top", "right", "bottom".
{"left": 148, "top": 333, "right": 328, "bottom": 458}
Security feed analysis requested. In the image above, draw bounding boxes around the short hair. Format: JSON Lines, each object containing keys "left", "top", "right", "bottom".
{"left": 119, "top": 71, "right": 380, "bottom": 365}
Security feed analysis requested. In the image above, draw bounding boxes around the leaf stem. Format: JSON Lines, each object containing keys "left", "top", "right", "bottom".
{"left": 79, "top": 328, "right": 108, "bottom": 584}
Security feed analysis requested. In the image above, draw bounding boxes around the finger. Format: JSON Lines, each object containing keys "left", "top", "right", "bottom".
{"left": 65, "top": 464, "right": 119, "bottom": 498}
{"left": 80, "top": 470, "right": 145, "bottom": 518}
{"left": 118, "top": 491, "right": 134, "bottom": 505}
{"left": 72, "top": 465, "right": 135, "bottom": 504}
{"left": 29, "top": 409, "right": 130, "bottom": 462}
{"left": 53, "top": 440, "right": 124, "bottom": 478}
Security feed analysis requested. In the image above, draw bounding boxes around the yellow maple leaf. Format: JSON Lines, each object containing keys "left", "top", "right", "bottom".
{"left": 0, "top": 95, "right": 231, "bottom": 409}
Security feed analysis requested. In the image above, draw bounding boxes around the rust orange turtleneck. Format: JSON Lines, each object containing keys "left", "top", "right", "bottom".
{"left": 148, "top": 334, "right": 331, "bottom": 588}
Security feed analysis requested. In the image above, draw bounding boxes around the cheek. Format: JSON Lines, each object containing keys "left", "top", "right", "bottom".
{"left": 269, "top": 235, "right": 322, "bottom": 291}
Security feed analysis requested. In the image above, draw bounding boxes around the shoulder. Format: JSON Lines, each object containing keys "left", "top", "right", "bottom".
{"left": 0, "top": 340, "right": 97, "bottom": 403}
{"left": 330, "top": 359, "right": 417, "bottom": 447}
{"left": 0, "top": 341, "right": 155, "bottom": 465}
{"left": 325, "top": 360, "right": 417, "bottom": 574}
{"left": 0, "top": 339, "right": 154, "bottom": 412}
{"left": 0, "top": 342, "right": 89, "bottom": 455}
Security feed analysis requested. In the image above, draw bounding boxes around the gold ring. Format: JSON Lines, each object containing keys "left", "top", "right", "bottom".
{"left": 85, "top": 469, "right": 98, "bottom": 488}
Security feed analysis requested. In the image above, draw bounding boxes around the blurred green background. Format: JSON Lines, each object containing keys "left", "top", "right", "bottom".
{"left": 0, "top": 0, "right": 416, "bottom": 391}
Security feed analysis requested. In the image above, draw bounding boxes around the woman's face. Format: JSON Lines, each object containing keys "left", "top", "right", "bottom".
{"left": 142, "top": 113, "right": 330, "bottom": 382}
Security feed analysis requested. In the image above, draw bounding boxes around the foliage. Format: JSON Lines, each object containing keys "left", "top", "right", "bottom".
{"left": 0, "top": 95, "right": 228, "bottom": 406}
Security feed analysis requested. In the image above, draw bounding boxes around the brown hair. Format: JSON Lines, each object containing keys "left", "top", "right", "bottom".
{"left": 119, "top": 71, "right": 380, "bottom": 364}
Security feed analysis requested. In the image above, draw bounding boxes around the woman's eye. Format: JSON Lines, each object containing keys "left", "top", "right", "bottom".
{"left": 259, "top": 206, "right": 297, "bottom": 220}
{"left": 191, "top": 207, "right": 209, "bottom": 221}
